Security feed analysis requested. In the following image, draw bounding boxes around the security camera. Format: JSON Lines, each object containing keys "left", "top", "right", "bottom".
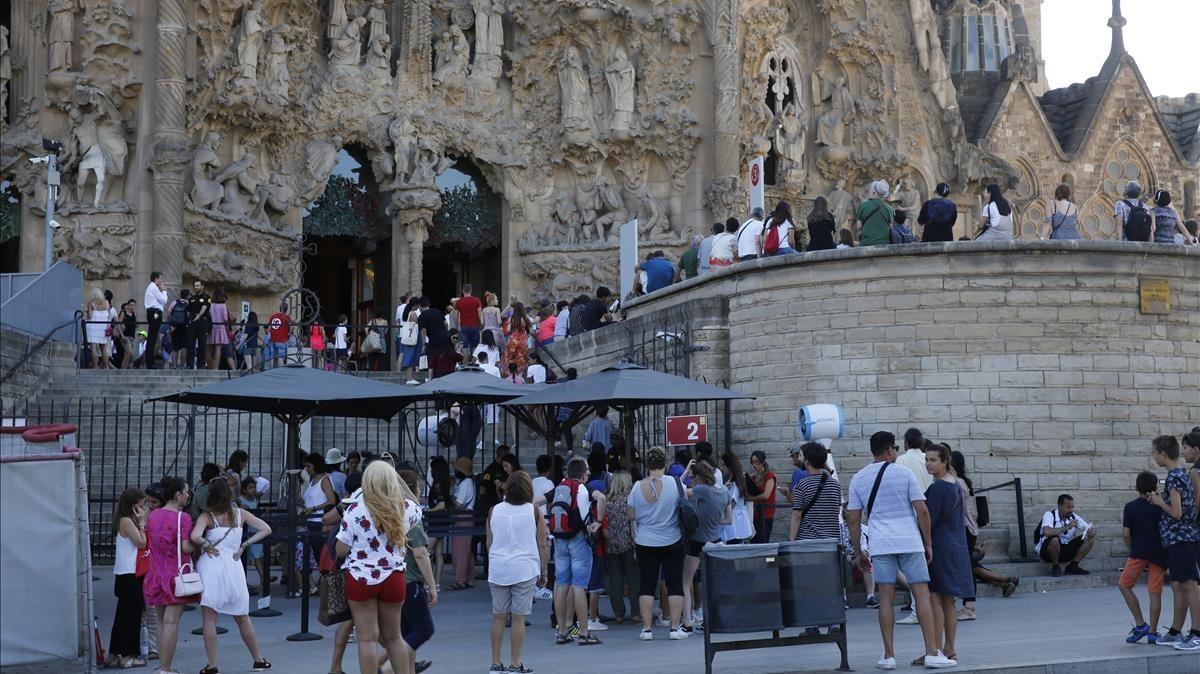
{"left": 29, "top": 156, "right": 49, "bottom": 165}
{"left": 49, "top": 220, "right": 63, "bottom": 230}
{"left": 42, "top": 138, "right": 63, "bottom": 153}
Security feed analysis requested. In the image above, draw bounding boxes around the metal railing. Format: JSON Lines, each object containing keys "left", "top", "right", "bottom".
{"left": 0, "top": 262, "right": 83, "bottom": 339}
{"left": 1, "top": 311, "right": 82, "bottom": 415}
{"left": 976, "top": 477, "right": 1030, "bottom": 560}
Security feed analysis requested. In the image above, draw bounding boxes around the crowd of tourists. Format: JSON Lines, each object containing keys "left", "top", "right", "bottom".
{"left": 100, "top": 423, "right": 1200, "bottom": 672}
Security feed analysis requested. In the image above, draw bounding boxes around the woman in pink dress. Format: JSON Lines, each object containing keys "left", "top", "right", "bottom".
{"left": 207, "top": 289, "right": 234, "bottom": 370}
{"left": 143, "top": 476, "right": 197, "bottom": 674}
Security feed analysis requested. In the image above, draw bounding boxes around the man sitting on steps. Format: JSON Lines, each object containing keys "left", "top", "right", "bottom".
{"left": 1036, "top": 493, "right": 1097, "bottom": 577}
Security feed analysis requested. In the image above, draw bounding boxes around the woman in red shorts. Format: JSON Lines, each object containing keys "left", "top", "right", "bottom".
{"left": 335, "top": 461, "right": 421, "bottom": 674}
{"left": 142, "top": 476, "right": 197, "bottom": 674}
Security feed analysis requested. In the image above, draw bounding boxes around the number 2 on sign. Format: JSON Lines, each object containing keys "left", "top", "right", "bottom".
{"left": 686, "top": 422, "right": 700, "bottom": 441}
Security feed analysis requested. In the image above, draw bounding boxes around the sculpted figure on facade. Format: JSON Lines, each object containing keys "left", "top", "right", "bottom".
{"left": 365, "top": 34, "right": 392, "bottom": 80}
{"left": 367, "top": 0, "right": 389, "bottom": 46}
{"left": 605, "top": 46, "right": 636, "bottom": 137}
{"left": 234, "top": 1, "right": 265, "bottom": 82}
{"left": 1, "top": 26, "right": 10, "bottom": 124}
{"left": 66, "top": 88, "right": 128, "bottom": 208}
{"left": 53, "top": 220, "right": 134, "bottom": 279}
{"left": 388, "top": 113, "right": 416, "bottom": 185}
{"left": 828, "top": 179, "right": 854, "bottom": 227}
{"left": 329, "top": 0, "right": 348, "bottom": 40}
{"left": 432, "top": 26, "right": 470, "bottom": 89}
{"left": 552, "top": 190, "right": 581, "bottom": 245}
{"left": 48, "top": 0, "right": 78, "bottom": 73}
{"left": 189, "top": 132, "right": 224, "bottom": 212}
{"left": 910, "top": 0, "right": 956, "bottom": 112}
{"left": 216, "top": 152, "right": 260, "bottom": 220}
{"left": 471, "top": 0, "right": 504, "bottom": 85}
{"left": 250, "top": 173, "right": 297, "bottom": 230}
{"left": 591, "top": 177, "right": 628, "bottom": 243}
{"left": 815, "top": 73, "right": 855, "bottom": 148}
{"left": 559, "top": 46, "right": 596, "bottom": 139}
{"left": 302, "top": 136, "right": 342, "bottom": 203}
{"left": 775, "top": 101, "right": 808, "bottom": 185}
{"left": 636, "top": 185, "right": 672, "bottom": 242}
{"left": 263, "top": 30, "right": 293, "bottom": 106}
{"left": 330, "top": 16, "right": 367, "bottom": 67}
{"left": 889, "top": 177, "right": 922, "bottom": 215}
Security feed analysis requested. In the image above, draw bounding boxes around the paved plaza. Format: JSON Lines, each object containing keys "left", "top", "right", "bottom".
{"left": 11, "top": 566, "right": 1199, "bottom": 674}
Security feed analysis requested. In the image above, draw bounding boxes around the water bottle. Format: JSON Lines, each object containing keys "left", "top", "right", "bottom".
{"left": 140, "top": 623, "right": 148, "bottom": 658}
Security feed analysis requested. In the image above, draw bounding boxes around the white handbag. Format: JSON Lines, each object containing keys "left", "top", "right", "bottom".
{"left": 400, "top": 321, "right": 419, "bottom": 346}
{"left": 173, "top": 510, "right": 204, "bottom": 597}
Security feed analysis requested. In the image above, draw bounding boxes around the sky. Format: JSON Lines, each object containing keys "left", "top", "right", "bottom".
{"left": 1041, "top": 0, "right": 1200, "bottom": 98}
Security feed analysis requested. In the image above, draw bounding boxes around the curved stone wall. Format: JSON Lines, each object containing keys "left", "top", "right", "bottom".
{"left": 550, "top": 241, "right": 1199, "bottom": 562}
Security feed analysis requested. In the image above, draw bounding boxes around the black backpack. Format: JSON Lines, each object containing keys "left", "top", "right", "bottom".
{"left": 168, "top": 301, "right": 189, "bottom": 327}
{"left": 1123, "top": 200, "right": 1152, "bottom": 241}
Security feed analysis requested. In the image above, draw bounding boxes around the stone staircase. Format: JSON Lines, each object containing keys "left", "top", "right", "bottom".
{"left": 0, "top": 324, "right": 77, "bottom": 415}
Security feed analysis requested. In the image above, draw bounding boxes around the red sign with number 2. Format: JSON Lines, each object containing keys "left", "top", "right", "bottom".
{"left": 665, "top": 415, "right": 708, "bottom": 446}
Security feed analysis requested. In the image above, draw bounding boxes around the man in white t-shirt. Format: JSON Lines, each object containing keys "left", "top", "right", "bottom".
{"left": 526, "top": 353, "right": 547, "bottom": 384}
{"left": 477, "top": 351, "right": 500, "bottom": 377}
{"left": 847, "top": 431, "right": 955, "bottom": 670}
{"left": 895, "top": 427, "right": 933, "bottom": 493}
{"left": 735, "top": 207, "right": 766, "bottom": 262}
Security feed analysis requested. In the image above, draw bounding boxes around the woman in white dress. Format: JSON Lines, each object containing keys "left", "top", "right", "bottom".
{"left": 977, "top": 183, "right": 1014, "bottom": 241}
{"left": 190, "top": 478, "right": 273, "bottom": 673}
{"left": 85, "top": 287, "right": 112, "bottom": 369}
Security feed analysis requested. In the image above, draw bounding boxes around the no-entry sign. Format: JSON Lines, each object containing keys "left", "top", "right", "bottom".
{"left": 666, "top": 414, "right": 708, "bottom": 446}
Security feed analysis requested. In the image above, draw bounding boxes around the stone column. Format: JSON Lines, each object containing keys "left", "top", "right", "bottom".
{"left": 403, "top": 211, "right": 431, "bottom": 297}
{"left": 705, "top": 0, "right": 744, "bottom": 217}
{"left": 150, "top": 0, "right": 190, "bottom": 289}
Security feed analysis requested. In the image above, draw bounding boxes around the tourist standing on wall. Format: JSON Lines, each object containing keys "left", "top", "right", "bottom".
{"left": 677, "top": 235, "right": 702, "bottom": 281}
{"left": 806, "top": 197, "right": 837, "bottom": 251}
{"left": 918, "top": 183, "right": 958, "bottom": 243}
{"left": 922, "top": 444, "right": 973, "bottom": 667}
{"left": 1041, "top": 184, "right": 1081, "bottom": 240}
{"left": 976, "top": 184, "right": 1014, "bottom": 241}
{"left": 144, "top": 271, "right": 168, "bottom": 369}
{"left": 1151, "top": 191, "right": 1197, "bottom": 245}
{"left": 846, "top": 432, "right": 954, "bottom": 670}
{"left": 735, "top": 207, "right": 766, "bottom": 262}
{"left": 745, "top": 450, "right": 778, "bottom": 543}
{"left": 762, "top": 201, "right": 798, "bottom": 255}
{"left": 857, "top": 180, "right": 894, "bottom": 247}
{"left": 106, "top": 487, "right": 147, "bottom": 669}
{"left": 628, "top": 447, "right": 687, "bottom": 640}
{"left": 189, "top": 478, "right": 273, "bottom": 673}
{"left": 142, "top": 477, "right": 197, "bottom": 674}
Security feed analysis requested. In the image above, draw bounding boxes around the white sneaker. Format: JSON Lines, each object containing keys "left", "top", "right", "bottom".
{"left": 405, "top": 379, "right": 420, "bottom": 385}
{"left": 877, "top": 656, "right": 896, "bottom": 670}
{"left": 692, "top": 608, "right": 704, "bottom": 623}
{"left": 655, "top": 614, "right": 671, "bottom": 627}
{"left": 638, "top": 629, "right": 654, "bottom": 641}
{"left": 924, "top": 651, "right": 957, "bottom": 669}
{"left": 587, "top": 619, "right": 608, "bottom": 631}
{"left": 669, "top": 628, "right": 689, "bottom": 640}
{"left": 533, "top": 587, "right": 553, "bottom": 600}
{"left": 896, "top": 612, "right": 920, "bottom": 625}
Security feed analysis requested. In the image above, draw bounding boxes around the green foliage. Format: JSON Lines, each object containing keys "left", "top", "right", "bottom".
{"left": 0, "top": 185, "right": 20, "bottom": 244}
{"left": 302, "top": 174, "right": 386, "bottom": 239}
{"left": 431, "top": 184, "right": 500, "bottom": 249}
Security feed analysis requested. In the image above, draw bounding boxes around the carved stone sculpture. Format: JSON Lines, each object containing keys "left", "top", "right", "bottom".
{"left": 406, "top": 144, "right": 452, "bottom": 188}
{"left": 775, "top": 101, "right": 807, "bottom": 184}
{"left": 234, "top": 1, "right": 265, "bottom": 82}
{"left": 329, "top": 16, "right": 367, "bottom": 67}
{"left": 815, "top": 74, "right": 855, "bottom": 147}
{"left": 263, "top": 30, "right": 293, "bottom": 106}
{"left": 66, "top": 88, "right": 128, "bottom": 208}
{"left": 559, "top": 46, "right": 596, "bottom": 138}
{"left": 889, "top": 177, "right": 922, "bottom": 216}
{"left": 367, "top": 0, "right": 389, "bottom": 47}
{"left": 53, "top": 216, "right": 135, "bottom": 279}
{"left": 301, "top": 136, "right": 342, "bottom": 204}
{"left": 552, "top": 190, "right": 581, "bottom": 245}
{"left": 328, "top": 0, "right": 348, "bottom": 41}
{"left": 0, "top": 26, "right": 10, "bottom": 124}
{"left": 389, "top": 113, "right": 416, "bottom": 185}
{"left": 250, "top": 172, "right": 297, "bottom": 229}
{"left": 910, "top": 0, "right": 957, "bottom": 112}
{"left": 636, "top": 185, "right": 672, "bottom": 241}
{"left": 605, "top": 46, "right": 636, "bottom": 136}
{"left": 591, "top": 178, "right": 628, "bottom": 243}
{"left": 48, "top": 0, "right": 77, "bottom": 73}
{"left": 432, "top": 26, "right": 470, "bottom": 87}
{"left": 365, "top": 34, "right": 392, "bottom": 79}
{"left": 216, "top": 152, "right": 259, "bottom": 219}
{"left": 828, "top": 179, "right": 854, "bottom": 227}
{"left": 189, "top": 131, "right": 223, "bottom": 211}
{"left": 470, "top": 0, "right": 504, "bottom": 86}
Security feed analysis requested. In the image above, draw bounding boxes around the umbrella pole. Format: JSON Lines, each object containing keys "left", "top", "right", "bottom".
{"left": 286, "top": 418, "right": 321, "bottom": 641}
{"left": 623, "top": 408, "right": 635, "bottom": 470}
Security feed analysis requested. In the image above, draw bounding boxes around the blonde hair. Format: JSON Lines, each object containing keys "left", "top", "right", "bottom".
{"left": 362, "top": 461, "right": 407, "bottom": 543}
{"left": 90, "top": 287, "right": 105, "bottom": 302}
{"left": 606, "top": 470, "right": 632, "bottom": 500}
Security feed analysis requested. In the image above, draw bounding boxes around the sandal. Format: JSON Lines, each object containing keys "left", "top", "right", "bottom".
{"left": 1002, "top": 579, "right": 1017, "bottom": 598}
{"left": 555, "top": 633, "right": 574, "bottom": 645}
{"left": 445, "top": 581, "right": 469, "bottom": 591}
{"left": 251, "top": 659, "right": 272, "bottom": 671}
{"left": 910, "top": 655, "right": 925, "bottom": 666}
{"left": 199, "top": 666, "right": 219, "bottom": 674}
{"left": 124, "top": 658, "right": 147, "bottom": 668}
{"left": 578, "top": 634, "right": 602, "bottom": 645}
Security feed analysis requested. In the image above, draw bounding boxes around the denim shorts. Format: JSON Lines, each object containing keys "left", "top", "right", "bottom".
{"left": 871, "top": 551, "right": 930, "bottom": 585}
{"left": 553, "top": 534, "right": 593, "bottom": 588}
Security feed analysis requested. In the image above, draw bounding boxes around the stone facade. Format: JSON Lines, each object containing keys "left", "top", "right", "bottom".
{"left": 0, "top": 0, "right": 1195, "bottom": 315}
{"left": 546, "top": 242, "right": 1200, "bottom": 564}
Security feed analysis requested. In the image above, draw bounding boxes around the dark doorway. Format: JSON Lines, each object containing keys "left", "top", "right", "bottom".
{"left": 422, "top": 157, "right": 501, "bottom": 309}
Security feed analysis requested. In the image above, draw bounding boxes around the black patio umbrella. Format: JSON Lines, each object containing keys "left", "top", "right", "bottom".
{"left": 413, "top": 365, "right": 550, "bottom": 403}
{"left": 152, "top": 364, "right": 424, "bottom": 639}
{"left": 501, "top": 361, "right": 753, "bottom": 460}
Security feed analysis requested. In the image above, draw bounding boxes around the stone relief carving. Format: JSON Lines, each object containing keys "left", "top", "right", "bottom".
{"left": 605, "top": 46, "right": 636, "bottom": 137}
{"left": 815, "top": 73, "right": 856, "bottom": 148}
{"left": 183, "top": 215, "right": 297, "bottom": 293}
{"left": 63, "top": 86, "right": 129, "bottom": 208}
{"left": 189, "top": 132, "right": 224, "bottom": 211}
{"left": 367, "top": 0, "right": 390, "bottom": 46}
{"left": 909, "top": 0, "right": 957, "bottom": 112}
{"left": 559, "top": 46, "right": 596, "bottom": 143}
{"left": 470, "top": 0, "right": 504, "bottom": 87}
{"left": 774, "top": 101, "right": 808, "bottom": 186}
{"left": 433, "top": 24, "right": 470, "bottom": 94}
{"left": 888, "top": 176, "right": 923, "bottom": 216}
{"left": 521, "top": 254, "right": 614, "bottom": 301}
{"left": 263, "top": 29, "right": 294, "bottom": 106}
{"left": 828, "top": 179, "right": 854, "bottom": 228}
{"left": 234, "top": 1, "right": 265, "bottom": 83}
{"left": 330, "top": 16, "right": 367, "bottom": 67}
{"left": 52, "top": 212, "right": 136, "bottom": 280}
{"left": 48, "top": 0, "right": 77, "bottom": 73}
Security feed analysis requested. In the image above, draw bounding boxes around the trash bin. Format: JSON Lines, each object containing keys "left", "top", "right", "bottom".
{"left": 778, "top": 539, "right": 846, "bottom": 628}
{"left": 701, "top": 543, "right": 784, "bottom": 634}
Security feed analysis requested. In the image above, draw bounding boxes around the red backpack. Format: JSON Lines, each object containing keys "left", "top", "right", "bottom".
{"left": 546, "top": 479, "right": 585, "bottom": 539}
{"left": 763, "top": 220, "right": 781, "bottom": 255}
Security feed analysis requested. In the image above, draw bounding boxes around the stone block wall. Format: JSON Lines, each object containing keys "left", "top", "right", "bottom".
{"left": 554, "top": 241, "right": 1198, "bottom": 566}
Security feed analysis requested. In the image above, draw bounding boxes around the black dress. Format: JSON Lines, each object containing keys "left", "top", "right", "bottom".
{"left": 806, "top": 217, "right": 837, "bottom": 251}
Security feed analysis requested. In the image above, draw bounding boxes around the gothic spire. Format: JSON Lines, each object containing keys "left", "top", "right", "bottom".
{"left": 1107, "top": 0, "right": 1127, "bottom": 58}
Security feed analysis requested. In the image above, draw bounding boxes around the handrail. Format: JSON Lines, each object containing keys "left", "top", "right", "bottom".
{"left": 1, "top": 310, "right": 82, "bottom": 385}
{"left": 975, "top": 477, "right": 1030, "bottom": 560}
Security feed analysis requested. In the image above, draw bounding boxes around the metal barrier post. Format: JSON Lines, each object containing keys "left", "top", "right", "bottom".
{"left": 1014, "top": 477, "right": 1027, "bottom": 559}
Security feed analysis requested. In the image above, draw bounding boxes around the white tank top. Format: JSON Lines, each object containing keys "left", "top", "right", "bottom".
{"left": 487, "top": 502, "right": 540, "bottom": 586}
{"left": 303, "top": 474, "right": 331, "bottom": 521}
{"left": 114, "top": 531, "right": 138, "bottom": 575}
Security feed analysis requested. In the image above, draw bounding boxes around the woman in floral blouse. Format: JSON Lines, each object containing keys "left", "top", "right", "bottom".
{"left": 604, "top": 470, "right": 638, "bottom": 623}
{"left": 335, "top": 462, "right": 421, "bottom": 674}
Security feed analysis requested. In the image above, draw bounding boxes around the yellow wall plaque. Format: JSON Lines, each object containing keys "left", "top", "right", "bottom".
{"left": 1139, "top": 278, "right": 1171, "bottom": 315}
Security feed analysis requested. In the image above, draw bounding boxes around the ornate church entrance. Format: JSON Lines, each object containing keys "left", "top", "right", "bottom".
{"left": 421, "top": 158, "right": 501, "bottom": 310}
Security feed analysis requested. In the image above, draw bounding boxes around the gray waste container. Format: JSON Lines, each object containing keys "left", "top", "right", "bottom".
{"left": 778, "top": 539, "right": 846, "bottom": 628}
{"left": 701, "top": 543, "right": 784, "bottom": 634}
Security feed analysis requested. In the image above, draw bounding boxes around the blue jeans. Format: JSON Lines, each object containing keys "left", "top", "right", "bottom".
{"left": 872, "top": 551, "right": 930, "bottom": 585}
{"left": 264, "top": 341, "right": 287, "bottom": 364}
{"left": 401, "top": 582, "right": 435, "bottom": 650}
{"left": 553, "top": 534, "right": 593, "bottom": 588}
{"left": 460, "top": 326, "right": 481, "bottom": 354}
{"left": 772, "top": 247, "right": 799, "bottom": 255}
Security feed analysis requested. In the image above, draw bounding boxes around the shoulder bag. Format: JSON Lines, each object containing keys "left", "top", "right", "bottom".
{"left": 860, "top": 463, "right": 889, "bottom": 551}
{"left": 173, "top": 510, "right": 204, "bottom": 597}
{"left": 797, "top": 472, "right": 831, "bottom": 523}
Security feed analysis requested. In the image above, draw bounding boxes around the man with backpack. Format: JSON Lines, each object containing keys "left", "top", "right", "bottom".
{"left": 547, "top": 457, "right": 603, "bottom": 645}
{"left": 1115, "top": 180, "right": 1153, "bottom": 242}
{"left": 888, "top": 210, "right": 917, "bottom": 244}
